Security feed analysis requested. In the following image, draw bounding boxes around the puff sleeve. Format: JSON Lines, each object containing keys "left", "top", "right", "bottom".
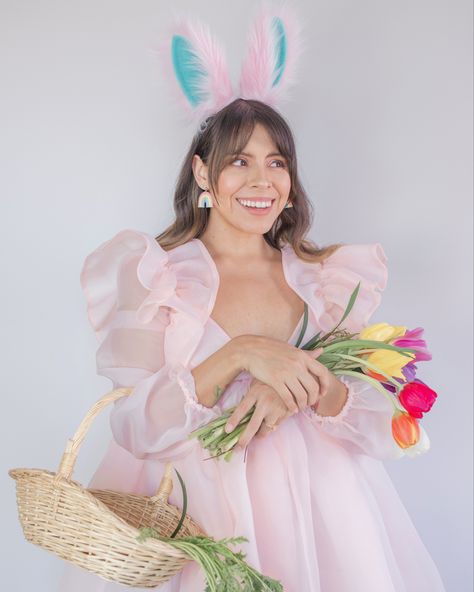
{"left": 80, "top": 229, "right": 222, "bottom": 462}
{"left": 301, "top": 243, "right": 405, "bottom": 461}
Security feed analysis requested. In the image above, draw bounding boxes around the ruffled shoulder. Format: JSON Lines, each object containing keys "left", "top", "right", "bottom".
{"left": 282, "top": 242, "right": 388, "bottom": 334}
{"left": 79, "top": 229, "right": 216, "bottom": 345}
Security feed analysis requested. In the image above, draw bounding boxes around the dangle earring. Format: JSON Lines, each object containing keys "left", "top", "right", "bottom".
{"left": 284, "top": 200, "right": 293, "bottom": 209}
{"left": 198, "top": 188, "right": 214, "bottom": 208}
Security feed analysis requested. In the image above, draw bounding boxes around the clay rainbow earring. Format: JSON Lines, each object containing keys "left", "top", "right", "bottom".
{"left": 198, "top": 189, "right": 214, "bottom": 208}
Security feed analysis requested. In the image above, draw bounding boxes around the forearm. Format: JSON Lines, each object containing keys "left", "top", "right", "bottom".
{"left": 191, "top": 335, "right": 248, "bottom": 408}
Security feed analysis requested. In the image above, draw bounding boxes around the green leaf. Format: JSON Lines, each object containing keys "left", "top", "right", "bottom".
{"left": 169, "top": 468, "right": 187, "bottom": 538}
{"left": 294, "top": 301, "right": 309, "bottom": 348}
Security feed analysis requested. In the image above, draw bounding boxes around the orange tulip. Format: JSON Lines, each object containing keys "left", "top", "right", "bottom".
{"left": 392, "top": 409, "right": 421, "bottom": 449}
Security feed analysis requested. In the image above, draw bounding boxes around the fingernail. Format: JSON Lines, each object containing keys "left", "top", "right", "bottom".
{"left": 225, "top": 423, "right": 233, "bottom": 433}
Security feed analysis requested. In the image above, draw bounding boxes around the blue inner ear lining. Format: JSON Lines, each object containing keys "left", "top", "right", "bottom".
{"left": 271, "top": 17, "right": 287, "bottom": 87}
{"left": 171, "top": 34, "right": 209, "bottom": 107}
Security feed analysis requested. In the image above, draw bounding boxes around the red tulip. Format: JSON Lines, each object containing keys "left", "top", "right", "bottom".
{"left": 392, "top": 409, "right": 421, "bottom": 448}
{"left": 399, "top": 380, "right": 438, "bottom": 419}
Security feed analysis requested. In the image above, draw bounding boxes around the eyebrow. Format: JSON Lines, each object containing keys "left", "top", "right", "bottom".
{"left": 230, "top": 151, "right": 285, "bottom": 158}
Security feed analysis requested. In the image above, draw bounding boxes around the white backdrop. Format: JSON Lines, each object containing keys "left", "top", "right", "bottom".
{"left": 1, "top": 1, "right": 472, "bottom": 590}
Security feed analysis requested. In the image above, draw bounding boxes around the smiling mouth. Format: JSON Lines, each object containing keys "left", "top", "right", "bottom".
{"left": 236, "top": 198, "right": 276, "bottom": 210}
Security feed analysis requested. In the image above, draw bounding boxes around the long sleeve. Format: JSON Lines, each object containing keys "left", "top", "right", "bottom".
{"left": 303, "top": 374, "right": 405, "bottom": 461}
{"left": 103, "top": 307, "right": 221, "bottom": 462}
{"left": 80, "top": 229, "right": 222, "bottom": 462}
{"left": 290, "top": 241, "right": 405, "bottom": 461}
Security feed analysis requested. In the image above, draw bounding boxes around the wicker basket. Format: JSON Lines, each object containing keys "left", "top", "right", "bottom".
{"left": 9, "top": 387, "right": 207, "bottom": 588}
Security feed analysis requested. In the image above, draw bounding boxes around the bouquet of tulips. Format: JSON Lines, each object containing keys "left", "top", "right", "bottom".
{"left": 188, "top": 282, "right": 438, "bottom": 461}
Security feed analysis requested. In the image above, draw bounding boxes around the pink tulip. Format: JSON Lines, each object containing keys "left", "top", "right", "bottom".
{"left": 398, "top": 379, "right": 438, "bottom": 419}
{"left": 392, "top": 327, "right": 432, "bottom": 362}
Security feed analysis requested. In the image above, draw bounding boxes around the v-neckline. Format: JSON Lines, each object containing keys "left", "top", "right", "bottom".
{"left": 207, "top": 310, "right": 306, "bottom": 344}
{"left": 192, "top": 237, "right": 308, "bottom": 344}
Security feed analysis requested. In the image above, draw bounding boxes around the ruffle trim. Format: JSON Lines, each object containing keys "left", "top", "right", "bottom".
{"left": 319, "top": 243, "right": 388, "bottom": 333}
{"left": 282, "top": 242, "right": 388, "bottom": 334}
{"left": 79, "top": 229, "right": 171, "bottom": 342}
{"left": 170, "top": 363, "right": 221, "bottom": 414}
{"left": 79, "top": 229, "right": 215, "bottom": 345}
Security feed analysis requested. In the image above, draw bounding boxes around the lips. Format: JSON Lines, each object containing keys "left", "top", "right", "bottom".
{"left": 236, "top": 198, "right": 276, "bottom": 203}
{"left": 236, "top": 198, "right": 275, "bottom": 215}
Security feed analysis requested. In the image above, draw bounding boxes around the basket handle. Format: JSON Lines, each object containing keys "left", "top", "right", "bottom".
{"left": 56, "top": 387, "right": 133, "bottom": 481}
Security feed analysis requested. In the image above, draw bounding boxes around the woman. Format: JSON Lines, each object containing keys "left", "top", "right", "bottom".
{"left": 59, "top": 98, "right": 446, "bottom": 591}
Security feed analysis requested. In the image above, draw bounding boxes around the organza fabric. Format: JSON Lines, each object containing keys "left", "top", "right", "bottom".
{"left": 58, "top": 229, "right": 446, "bottom": 591}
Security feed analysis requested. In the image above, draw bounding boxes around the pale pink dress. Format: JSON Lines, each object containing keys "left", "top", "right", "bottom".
{"left": 58, "top": 229, "right": 446, "bottom": 592}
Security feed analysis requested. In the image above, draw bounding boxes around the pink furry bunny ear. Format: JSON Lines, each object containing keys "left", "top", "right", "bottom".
{"left": 237, "top": 0, "right": 305, "bottom": 108}
{"left": 151, "top": 11, "right": 236, "bottom": 129}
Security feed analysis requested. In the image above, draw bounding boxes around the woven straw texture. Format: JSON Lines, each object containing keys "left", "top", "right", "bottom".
{"left": 9, "top": 387, "right": 207, "bottom": 588}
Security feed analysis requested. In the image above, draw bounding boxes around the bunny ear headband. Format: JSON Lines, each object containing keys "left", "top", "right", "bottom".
{"left": 152, "top": 0, "right": 305, "bottom": 133}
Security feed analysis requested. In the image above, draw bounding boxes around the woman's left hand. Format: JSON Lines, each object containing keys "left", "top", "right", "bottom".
{"left": 225, "top": 362, "right": 347, "bottom": 449}
{"left": 224, "top": 378, "right": 291, "bottom": 449}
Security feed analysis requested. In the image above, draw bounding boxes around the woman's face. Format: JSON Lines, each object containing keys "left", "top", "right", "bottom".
{"left": 193, "top": 123, "right": 292, "bottom": 236}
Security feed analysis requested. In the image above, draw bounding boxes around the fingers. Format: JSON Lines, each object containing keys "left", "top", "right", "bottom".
{"left": 256, "top": 420, "right": 276, "bottom": 439}
{"left": 283, "top": 376, "right": 310, "bottom": 411}
{"left": 283, "top": 348, "right": 326, "bottom": 409}
{"left": 302, "top": 348, "right": 330, "bottom": 401}
{"left": 276, "top": 383, "right": 299, "bottom": 414}
{"left": 224, "top": 392, "right": 256, "bottom": 434}
{"left": 237, "top": 406, "right": 266, "bottom": 448}
{"left": 316, "top": 367, "right": 330, "bottom": 399}
{"left": 291, "top": 373, "right": 319, "bottom": 407}
{"left": 302, "top": 347, "right": 323, "bottom": 359}
{"left": 276, "top": 349, "right": 330, "bottom": 410}
{"left": 307, "top": 359, "right": 329, "bottom": 399}
{"left": 237, "top": 391, "right": 287, "bottom": 446}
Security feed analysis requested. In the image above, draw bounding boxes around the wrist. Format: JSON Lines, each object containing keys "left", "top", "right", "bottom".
{"left": 226, "top": 334, "right": 254, "bottom": 372}
{"left": 314, "top": 377, "right": 349, "bottom": 417}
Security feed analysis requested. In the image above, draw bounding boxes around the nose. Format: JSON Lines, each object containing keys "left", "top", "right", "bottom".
{"left": 249, "top": 165, "right": 272, "bottom": 188}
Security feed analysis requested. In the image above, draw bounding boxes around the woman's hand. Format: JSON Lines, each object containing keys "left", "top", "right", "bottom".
{"left": 224, "top": 368, "right": 350, "bottom": 450}
{"left": 224, "top": 377, "right": 293, "bottom": 449}
{"left": 233, "top": 335, "right": 330, "bottom": 413}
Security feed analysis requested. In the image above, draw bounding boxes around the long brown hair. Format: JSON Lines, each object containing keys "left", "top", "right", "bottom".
{"left": 155, "top": 98, "right": 344, "bottom": 262}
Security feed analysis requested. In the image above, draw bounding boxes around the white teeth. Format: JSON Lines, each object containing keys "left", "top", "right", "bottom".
{"left": 237, "top": 199, "right": 272, "bottom": 208}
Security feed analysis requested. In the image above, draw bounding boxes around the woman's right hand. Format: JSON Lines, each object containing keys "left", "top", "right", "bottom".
{"left": 232, "top": 335, "right": 329, "bottom": 413}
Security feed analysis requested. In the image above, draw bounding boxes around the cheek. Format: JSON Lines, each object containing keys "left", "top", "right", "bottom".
{"left": 216, "top": 170, "right": 244, "bottom": 197}
{"left": 278, "top": 172, "right": 292, "bottom": 194}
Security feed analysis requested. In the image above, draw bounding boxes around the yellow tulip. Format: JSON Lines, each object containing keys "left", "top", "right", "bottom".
{"left": 359, "top": 322, "right": 407, "bottom": 342}
{"left": 363, "top": 348, "right": 416, "bottom": 381}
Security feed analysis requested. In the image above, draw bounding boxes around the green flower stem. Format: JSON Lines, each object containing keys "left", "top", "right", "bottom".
{"left": 215, "top": 426, "right": 246, "bottom": 448}
{"left": 321, "top": 338, "right": 417, "bottom": 358}
{"left": 223, "top": 449, "right": 233, "bottom": 462}
{"left": 333, "top": 352, "right": 403, "bottom": 390}
{"left": 217, "top": 431, "right": 245, "bottom": 452}
{"left": 200, "top": 425, "right": 227, "bottom": 447}
{"left": 188, "top": 414, "right": 233, "bottom": 439}
{"left": 333, "top": 369, "right": 402, "bottom": 413}
{"left": 202, "top": 434, "right": 242, "bottom": 461}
